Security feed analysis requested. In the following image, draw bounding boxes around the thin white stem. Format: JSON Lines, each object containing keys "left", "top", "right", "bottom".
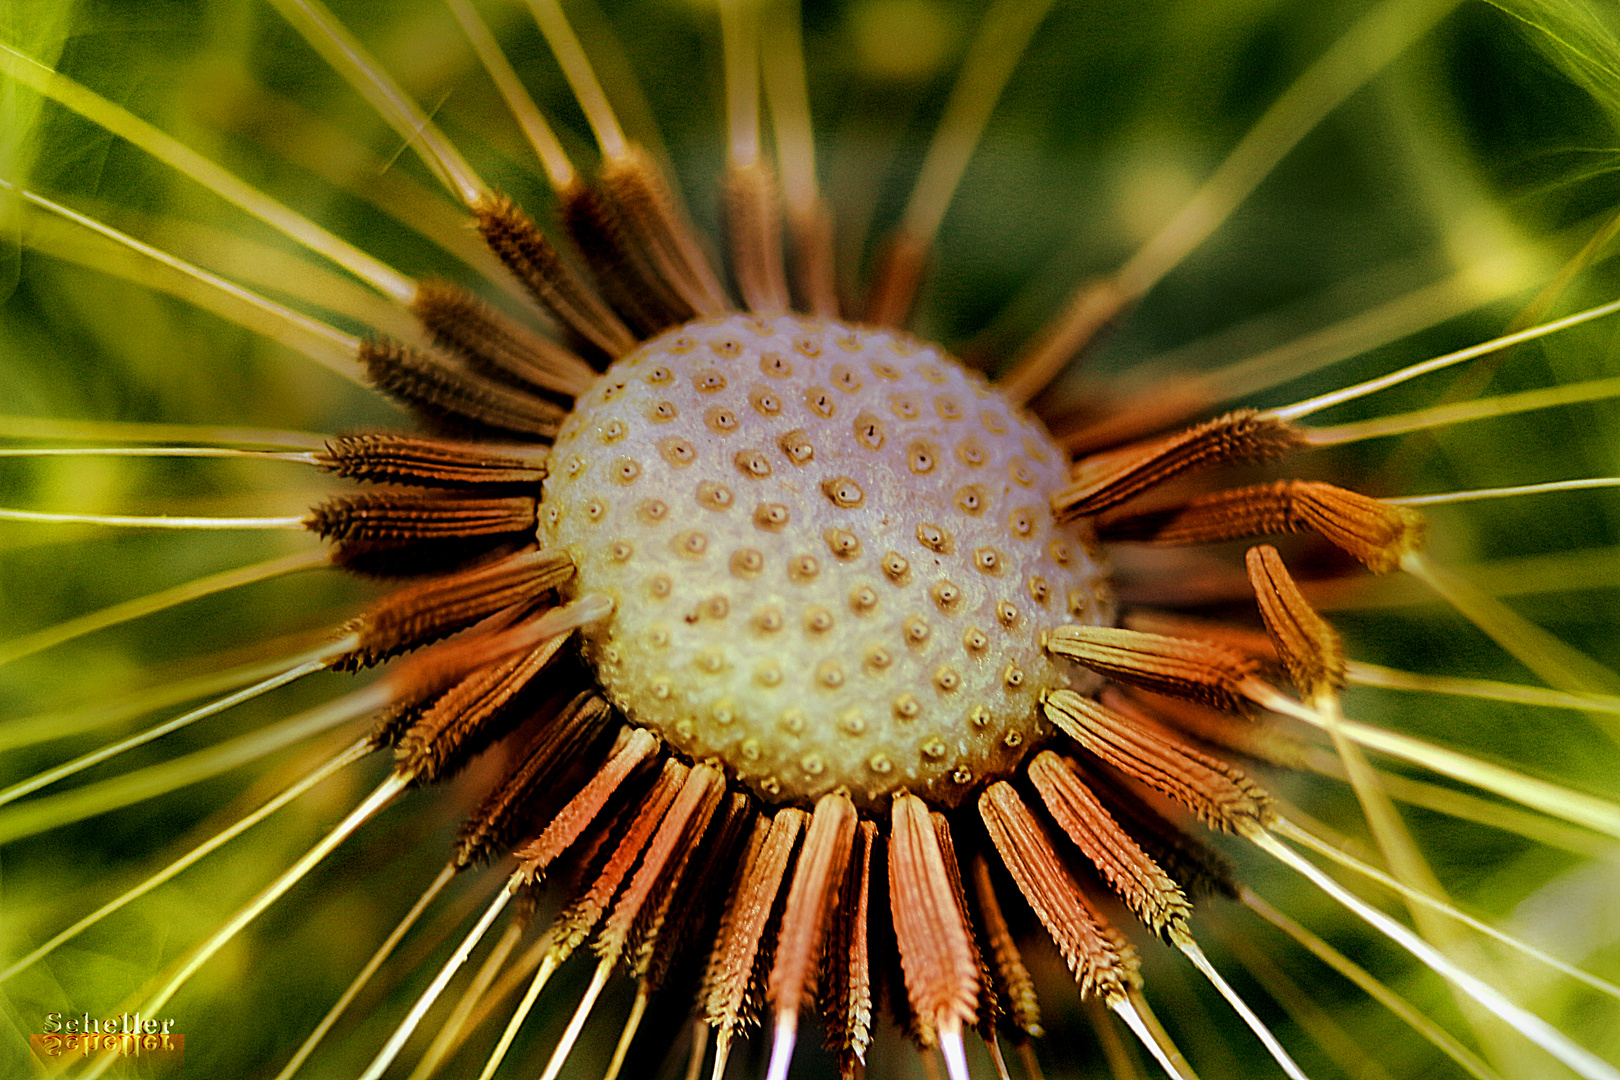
{"left": 1386, "top": 477, "right": 1620, "bottom": 506}
{"left": 267, "top": 0, "right": 487, "bottom": 206}
{"left": 0, "top": 45, "right": 416, "bottom": 303}
{"left": 901, "top": 0, "right": 1056, "bottom": 245}
{"left": 0, "top": 679, "right": 381, "bottom": 844}
{"left": 761, "top": 0, "right": 817, "bottom": 215}
{"left": 536, "top": 957, "right": 614, "bottom": 1080}
{"left": 1267, "top": 294, "right": 1620, "bottom": 421}
{"left": 1110, "top": 995, "right": 1199, "bottom": 1080}
{"left": 271, "top": 862, "right": 457, "bottom": 1080}
{"left": 1347, "top": 661, "right": 1620, "bottom": 715}
{"left": 1177, "top": 938, "right": 1310, "bottom": 1080}
{"left": 0, "top": 508, "right": 306, "bottom": 529}
{"left": 442, "top": 0, "right": 575, "bottom": 190}
{"left": 0, "top": 415, "right": 329, "bottom": 449}
{"left": 0, "top": 446, "right": 319, "bottom": 461}
{"left": 1274, "top": 817, "right": 1620, "bottom": 1003}
{"left": 525, "top": 0, "right": 629, "bottom": 158}
{"left": 10, "top": 183, "right": 367, "bottom": 382}
{"left": 1309, "top": 375, "right": 1620, "bottom": 444}
{"left": 356, "top": 873, "right": 520, "bottom": 1080}
{"left": 404, "top": 917, "right": 525, "bottom": 1080}
{"left": 0, "top": 548, "right": 330, "bottom": 668}
{"left": 1117, "top": 0, "right": 1458, "bottom": 300}
{"left": 1248, "top": 828, "right": 1620, "bottom": 1080}
{"left": 939, "top": 1017, "right": 973, "bottom": 1080}
{"left": 474, "top": 950, "right": 562, "bottom": 1080}
{"left": 763, "top": 1012, "right": 798, "bottom": 1080}
{"left": 1241, "top": 890, "right": 1503, "bottom": 1080}
{"left": 720, "top": 0, "right": 762, "bottom": 168}
{"left": 0, "top": 638, "right": 347, "bottom": 807}
{"left": 1248, "top": 682, "right": 1620, "bottom": 839}
{"left": 77, "top": 773, "right": 411, "bottom": 1080}
{"left": 0, "top": 737, "right": 370, "bottom": 984}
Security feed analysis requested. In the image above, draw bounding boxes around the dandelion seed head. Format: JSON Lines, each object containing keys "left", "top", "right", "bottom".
{"left": 547, "top": 312, "right": 1110, "bottom": 807}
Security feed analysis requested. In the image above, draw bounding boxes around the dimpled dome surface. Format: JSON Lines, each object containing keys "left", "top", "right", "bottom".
{"left": 543, "top": 314, "right": 1113, "bottom": 808}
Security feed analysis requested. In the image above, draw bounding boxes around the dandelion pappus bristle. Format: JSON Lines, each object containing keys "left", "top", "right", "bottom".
{"left": 410, "top": 279, "right": 598, "bottom": 397}
{"left": 454, "top": 692, "right": 615, "bottom": 868}
{"left": 319, "top": 432, "right": 548, "bottom": 488}
{"left": 1045, "top": 625, "right": 1261, "bottom": 713}
{"left": 1027, "top": 750, "right": 1195, "bottom": 941}
{"left": 977, "top": 782, "right": 1133, "bottom": 1003}
{"left": 1042, "top": 688, "right": 1274, "bottom": 832}
{"left": 473, "top": 193, "right": 637, "bottom": 357}
{"left": 1054, "top": 408, "right": 1310, "bottom": 519}
{"left": 888, "top": 794, "right": 980, "bottom": 1044}
{"left": 1098, "top": 478, "right": 1427, "bottom": 573}
{"left": 358, "top": 336, "right": 565, "bottom": 437}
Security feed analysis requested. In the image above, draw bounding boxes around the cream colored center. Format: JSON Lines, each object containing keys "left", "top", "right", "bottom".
{"left": 543, "top": 314, "right": 1112, "bottom": 808}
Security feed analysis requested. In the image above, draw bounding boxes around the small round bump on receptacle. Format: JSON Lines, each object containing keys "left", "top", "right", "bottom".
{"left": 806, "top": 388, "right": 836, "bottom": 418}
{"left": 735, "top": 450, "right": 772, "bottom": 478}
{"left": 788, "top": 554, "right": 820, "bottom": 582}
{"left": 903, "top": 616, "right": 931, "bottom": 646}
{"left": 779, "top": 710, "right": 807, "bottom": 735}
{"left": 649, "top": 400, "right": 678, "bottom": 423}
{"left": 760, "top": 352, "right": 792, "bottom": 377}
{"left": 756, "top": 661, "right": 783, "bottom": 686}
{"left": 822, "top": 477, "right": 864, "bottom": 507}
{"left": 974, "top": 547, "right": 1002, "bottom": 574}
{"left": 931, "top": 580, "right": 960, "bottom": 610}
{"left": 750, "top": 387, "right": 783, "bottom": 416}
{"left": 754, "top": 502, "right": 790, "bottom": 530}
{"left": 695, "top": 368, "right": 727, "bottom": 392}
{"left": 854, "top": 411, "right": 885, "bottom": 450}
{"left": 921, "top": 737, "right": 947, "bottom": 760}
{"left": 868, "top": 753, "right": 893, "bottom": 775}
{"left": 816, "top": 661, "right": 846, "bottom": 689}
{"left": 917, "top": 523, "right": 951, "bottom": 553}
{"left": 804, "top": 606, "right": 834, "bottom": 634}
{"left": 639, "top": 499, "right": 668, "bottom": 523}
{"left": 599, "top": 419, "right": 626, "bottom": 443}
{"left": 674, "top": 530, "right": 709, "bottom": 558}
{"left": 696, "top": 481, "right": 734, "bottom": 510}
{"left": 731, "top": 548, "right": 764, "bottom": 576}
{"left": 753, "top": 606, "right": 784, "bottom": 633}
{"left": 893, "top": 694, "right": 920, "bottom": 720}
{"left": 865, "top": 645, "right": 894, "bottom": 671}
{"left": 963, "top": 627, "right": 989, "bottom": 653}
{"left": 706, "top": 407, "right": 739, "bottom": 434}
{"left": 612, "top": 458, "right": 641, "bottom": 484}
{"left": 800, "top": 754, "right": 826, "bottom": 777}
{"left": 1027, "top": 577, "right": 1050, "bottom": 605}
{"left": 882, "top": 552, "right": 911, "bottom": 583}
{"left": 1003, "top": 664, "right": 1025, "bottom": 689}
{"left": 849, "top": 585, "right": 878, "bottom": 613}
{"left": 825, "top": 528, "right": 861, "bottom": 559}
{"left": 907, "top": 441, "right": 936, "bottom": 474}
{"left": 934, "top": 667, "right": 961, "bottom": 692}
{"left": 661, "top": 437, "right": 697, "bottom": 467}
{"left": 609, "top": 540, "right": 634, "bottom": 562}
{"left": 778, "top": 429, "right": 815, "bottom": 465}
{"left": 649, "top": 575, "right": 672, "bottom": 599}
{"left": 838, "top": 710, "right": 866, "bottom": 735}
{"left": 969, "top": 705, "right": 992, "bottom": 729}
{"left": 954, "top": 486, "right": 986, "bottom": 515}
{"left": 997, "top": 601, "right": 1019, "bottom": 628}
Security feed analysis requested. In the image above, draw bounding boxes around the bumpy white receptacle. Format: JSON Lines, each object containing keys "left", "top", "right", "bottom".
{"left": 544, "top": 314, "right": 1112, "bottom": 808}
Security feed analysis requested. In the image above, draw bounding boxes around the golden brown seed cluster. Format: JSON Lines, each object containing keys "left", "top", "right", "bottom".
{"left": 545, "top": 314, "right": 1113, "bottom": 807}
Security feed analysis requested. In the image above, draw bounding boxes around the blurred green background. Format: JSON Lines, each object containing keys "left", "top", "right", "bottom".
{"left": 3, "top": 0, "right": 1620, "bottom": 1077}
